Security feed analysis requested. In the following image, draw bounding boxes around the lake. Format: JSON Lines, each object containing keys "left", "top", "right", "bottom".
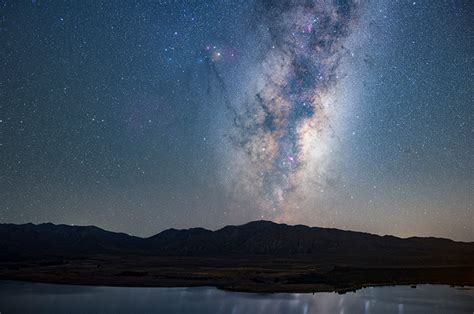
{"left": 0, "top": 281, "right": 473, "bottom": 313}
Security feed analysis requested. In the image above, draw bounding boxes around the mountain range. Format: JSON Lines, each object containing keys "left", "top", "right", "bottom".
{"left": 1, "top": 220, "right": 473, "bottom": 292}
{"left": 1, "top": 220, "right": 473, "bottom": 263}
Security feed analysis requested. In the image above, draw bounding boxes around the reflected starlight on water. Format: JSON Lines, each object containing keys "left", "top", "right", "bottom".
{"left": 0, "top": 282, "right": 473, "bottom": 314}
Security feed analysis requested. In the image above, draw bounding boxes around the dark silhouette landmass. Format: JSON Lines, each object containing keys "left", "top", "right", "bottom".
{"left": 0, "top": 220, "right": 473, "bottom": 293}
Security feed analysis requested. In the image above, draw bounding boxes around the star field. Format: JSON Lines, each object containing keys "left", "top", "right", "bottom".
{"left": 1, "top": 0, "right": 472, "bottom": 240}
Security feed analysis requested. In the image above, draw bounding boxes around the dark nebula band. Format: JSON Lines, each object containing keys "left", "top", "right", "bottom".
{"left": 231, "top": 0, "right": 362, "bottom": 218}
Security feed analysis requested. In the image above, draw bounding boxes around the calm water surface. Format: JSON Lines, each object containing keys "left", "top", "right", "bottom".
{"left": 0, "top": 281, "right": 473, "bottom": 314}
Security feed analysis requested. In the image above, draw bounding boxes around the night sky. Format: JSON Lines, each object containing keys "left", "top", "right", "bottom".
{"left": 1, "top": 0, "right": 473, "bottom": 241}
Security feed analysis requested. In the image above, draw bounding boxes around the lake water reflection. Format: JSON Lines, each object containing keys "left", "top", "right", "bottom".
{"left": 0, "top": 281, "right": 473, "bottom": 314}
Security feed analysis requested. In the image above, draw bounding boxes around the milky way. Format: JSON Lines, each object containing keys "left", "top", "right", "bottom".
{"left": 3, "top": 0, "right": 472, "bottom": 240}
{"left": 228, "top": 0, "right": 363, "bottom": 219}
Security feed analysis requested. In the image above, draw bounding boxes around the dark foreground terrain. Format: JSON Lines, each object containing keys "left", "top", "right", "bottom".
{"left": 0, "top": 221, "right": 473, "bottom": 293}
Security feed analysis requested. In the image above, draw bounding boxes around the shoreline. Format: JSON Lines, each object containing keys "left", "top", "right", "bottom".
{"left": 1, "top": 257, "right": 473, "bottom": 294}
{"left": 1, "top": 277, "right": 473, "bottom": 292}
